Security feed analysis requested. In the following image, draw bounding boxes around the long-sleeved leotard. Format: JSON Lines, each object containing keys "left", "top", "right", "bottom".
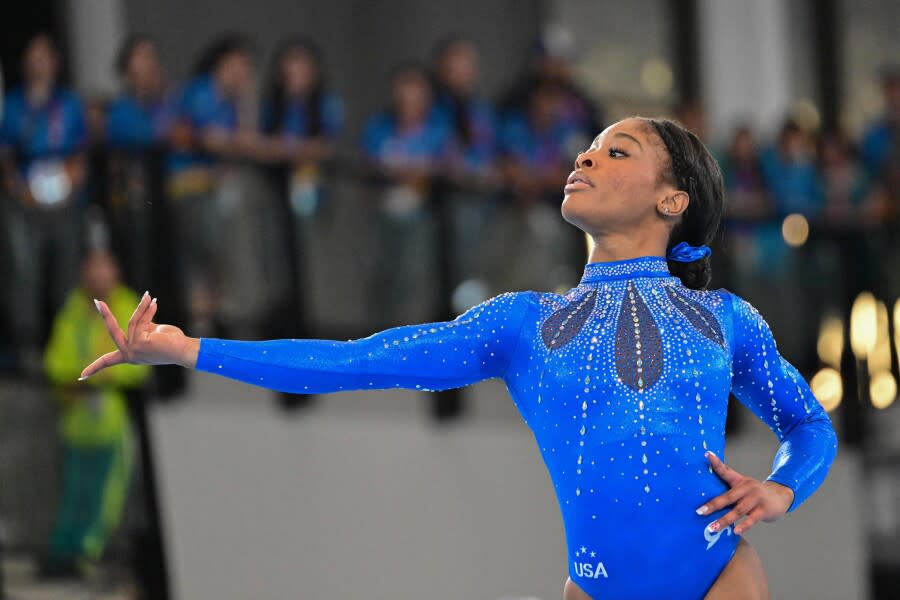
{"left": 196, "top": 255, "right": 838, "bottom": 599}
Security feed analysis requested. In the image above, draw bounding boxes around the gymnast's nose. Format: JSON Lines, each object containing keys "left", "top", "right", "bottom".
{"left": 575, "top": 153, "right": 595, "bottom": 170}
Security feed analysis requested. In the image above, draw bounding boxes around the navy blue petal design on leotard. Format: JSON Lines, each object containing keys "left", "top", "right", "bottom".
{"left": 614, "top": 282, "right": 662, "bottom": 391}
{"left": 665, "top": 286, "right": 725, "bottom": 347}
{"left": 540, "top": 289, "right": 597, "bottom": 350}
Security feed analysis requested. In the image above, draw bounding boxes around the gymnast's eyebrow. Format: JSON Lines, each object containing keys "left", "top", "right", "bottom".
{"left": 613, "top": 132, "right": 643, "bottom": 150}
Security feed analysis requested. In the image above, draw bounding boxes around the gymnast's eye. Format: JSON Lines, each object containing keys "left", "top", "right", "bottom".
{"left": 609, "top": 147, "right": 628, "bottom": 158}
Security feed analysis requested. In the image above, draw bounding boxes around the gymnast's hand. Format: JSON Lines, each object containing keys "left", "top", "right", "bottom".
{"left": 79, "top": 291, "right": 201, "bottom": 379}
{"left": 694, "top": 450, "right": 795, "bottom": 536}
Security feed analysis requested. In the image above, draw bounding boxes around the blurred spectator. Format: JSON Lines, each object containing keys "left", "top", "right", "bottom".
{"left": 39, "top": 249, "right": 150, "bottom": 579}
{"left": 362, "top": 64, "right": 450, "bottom": 324}
{"left": 169, "top": 33, "right": 261, "bottom": 177}
{"left": 721, "top": 125, "right": 774, "bottom": 222}
{"left": 432, "top": 36, "right": 498, "bottom": 178}
{"left": 719, "top": 125, "right": 776, "bottom": 284}
{"left": 430, "top": 36, "right": 499, "bottom": 286}
{"left": 167, "top": 34, "right": 261, "bottom": 335}
{"left": 500, "top": 26, "right": 601, "bottom": 146}
{"left": 817, "top": 130, "right": 873, "bottom": 230}
{"left": 258, "top": 36, "right": 344, "bottom": 345}
{"left": 493, "top": 27, "right": 601, "bottom": 290}
{"left": 865, "top": 153, "right": 900, "bottom": 227}
{"left": 860, "top": 65, "right": 900, "bottom": 177}
{"left": 262, "top": 36, "right": 343, "bottom": 219}
{"left": 499, "top": 79, "right": 574, "bottom": 205}
{"left": 759, "top": 119, "right": 824, "bottom": 218}
{"left": 498, "top": 79, "right": 582, "bottom": 290}
{"left": 106, "top": 35, "right": 175, "bottom": 289}
{"left": 107, "top": 35, "right": 175, "bottom": 152}
{"left": 362, "top": 64, "right": 449, "bottom": 178}
{"left": 0, "top": 33, "right": 88, "bottom": 373}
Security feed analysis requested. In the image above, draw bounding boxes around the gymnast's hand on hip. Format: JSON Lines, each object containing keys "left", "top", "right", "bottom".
{"left": 694, "top": 450, "right": 795, "bottom": 536}
{"left": 79, "top": 291, "right": 201, "bottom": 380}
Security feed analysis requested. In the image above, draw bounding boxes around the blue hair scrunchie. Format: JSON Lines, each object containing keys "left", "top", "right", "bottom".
{"left": 667, "top": 241, "right": 712, "bottom": 263}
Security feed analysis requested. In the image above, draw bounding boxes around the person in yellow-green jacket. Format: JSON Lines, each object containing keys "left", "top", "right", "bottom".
{"left": 39, "top": 249, "right": 151, "bottom": 579}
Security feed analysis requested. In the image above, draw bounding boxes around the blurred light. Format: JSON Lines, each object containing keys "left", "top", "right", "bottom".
{"left": 870, "top": 371, "right": 896, "bottom": 410}
{"left": 542, "top": 23, "right": 577, "bottom": 60}
{"left": 816, "top": 313, "right": 844, "bottom": 369}
{"left": 810, "top": 367, "right": 843, "bottom": 412}
{"left": 640, "top": 57, "right": 673, "bottom": 99}
{"left": 869, "top": 300, "right": 892, "bottom": 373}
{"left": 451, "top": 278, "right": 490, "bottom": 315}
{"left": 894, "top": 299, "right": 900, "bottom": 370}
{"left": 585, "top": 232, "right": 594, "bottom": 261}
{"left": 28, "top": 160, "right": 71, "bottom": 206}
{"left": 790, "top": 99, "right": 821, "bottom": 132}
{"left": 850, "top": 292, "right": 878, "bottom": 359}
{"left": 781, "top": 213, "right": 809, "bottom": 247}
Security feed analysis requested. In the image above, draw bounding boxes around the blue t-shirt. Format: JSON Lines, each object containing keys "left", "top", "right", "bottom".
{"left": 107, "top": 90, "right": 177, "bottom": 151}
{"left": 0, "top": 86, "right": 87, "bottom": 174}
{"left": 361, "top": 108, "right": 451, "bottom": 169}
{"left": 860, "top": 120, "right": 896, "bottom": 176}
{"left": 433, "top": 93, "right": 498, "bottom": 171}
{"left": 758, "top": 146, "right": 825, "bottom": 217}
{"left": 195, "top": 254, "right": 838, "bottom": 599}
{"left": 169, "top": 74, "right": 239, "bottom": 173}
{"left": 261, "top": 92, "right": 343, "bottom": 140}
{"left": 499, "top": 109, "right": 584, "bottom": 172}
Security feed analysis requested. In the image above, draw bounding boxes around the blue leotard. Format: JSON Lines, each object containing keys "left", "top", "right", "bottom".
{"left": 195, "top": 255, "right": 838, "bottom": 599}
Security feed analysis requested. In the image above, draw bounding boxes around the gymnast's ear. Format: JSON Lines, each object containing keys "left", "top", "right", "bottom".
{"left": 658, "top": 189, "right": 688, "bottom": 218}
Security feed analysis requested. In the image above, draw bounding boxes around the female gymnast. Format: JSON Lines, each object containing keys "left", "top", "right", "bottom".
{"left": 79, "top": 116, "right": 838, "bottom": 599}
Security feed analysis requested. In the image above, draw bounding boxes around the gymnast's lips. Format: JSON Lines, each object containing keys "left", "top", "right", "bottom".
{"left": 565, "top": 170, "right": 594, "bottom": 190}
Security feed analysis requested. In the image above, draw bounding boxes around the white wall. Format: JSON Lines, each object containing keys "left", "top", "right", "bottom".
{"left": 697, "top": 0, "right": 793, "bottom": 144}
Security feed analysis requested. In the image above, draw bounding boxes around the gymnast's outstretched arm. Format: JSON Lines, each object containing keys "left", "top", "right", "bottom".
{"left": 79, "top": 290, "right": 534, "bottom": 394}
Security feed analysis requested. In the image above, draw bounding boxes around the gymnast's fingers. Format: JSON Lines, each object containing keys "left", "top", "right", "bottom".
{"left": 140, "top": 297, "right": 158, "bottom": 329}
{"left": 705, "top": 451, "right": 745, "bottom": 487}
{"left": 733, "top": 507, "right": 765, "bottom": 535}
{"left": 710, "top": 495, "right": 756, "bottom": 532}
{"left": 79, "top": 350, "right": 125, "bottom": 379}
{"left": 95, "top": 299, "right": 128, "bottom": 351}
{"left": 127, "top": 292, "right": 152, "bottom": 342}
{"left": 128, "top": 291, "right": 151, "bottom": 324}
{"left": 696, "top": 482, "right": 748, "bottom": 515}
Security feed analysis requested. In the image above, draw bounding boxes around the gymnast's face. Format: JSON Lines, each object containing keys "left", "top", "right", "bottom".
{"left": 560, "top": 118, "right": 684, "bottom": 238}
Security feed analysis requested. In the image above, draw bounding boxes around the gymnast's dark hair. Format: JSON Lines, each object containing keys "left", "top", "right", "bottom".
{"left": 639, "top": 117, "right": 724, "bottom": 290}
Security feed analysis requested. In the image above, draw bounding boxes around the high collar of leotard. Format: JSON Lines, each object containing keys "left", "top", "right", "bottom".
{"left": 578, "top": 255, "right": 678, "bottom": 284}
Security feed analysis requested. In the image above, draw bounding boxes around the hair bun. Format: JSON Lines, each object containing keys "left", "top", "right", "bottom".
{"left": 667, "top": 255, "right": 712, "bottom": 290}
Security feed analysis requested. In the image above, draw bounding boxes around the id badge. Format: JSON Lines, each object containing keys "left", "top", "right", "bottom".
{"left": 382, "top": 184, "right": 424, "bottom": 218}
{"left": 27, "top": 158, "right": 72, "bottom": 207}
{"left": 290, "top": 163, "right": 321, "bottom": 217}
